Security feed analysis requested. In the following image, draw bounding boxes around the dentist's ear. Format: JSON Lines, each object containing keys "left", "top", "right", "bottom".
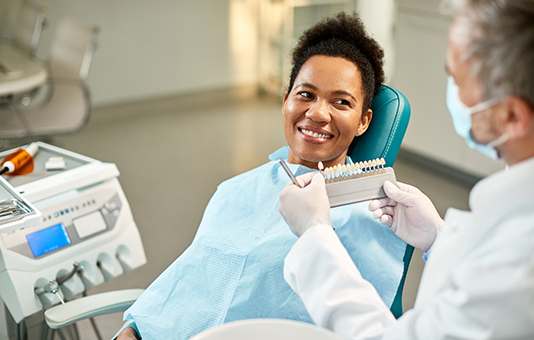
{"left": 502, "top": 96, "right": 534, "bottom": 139}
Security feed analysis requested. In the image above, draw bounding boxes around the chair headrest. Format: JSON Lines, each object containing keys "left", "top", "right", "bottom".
{"left": 348, "top": 84, "right": 411, "bottom": 167}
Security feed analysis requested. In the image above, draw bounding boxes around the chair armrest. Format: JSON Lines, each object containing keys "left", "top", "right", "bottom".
{"left": 44, "top": 289, "right": 144, "bottom": 329}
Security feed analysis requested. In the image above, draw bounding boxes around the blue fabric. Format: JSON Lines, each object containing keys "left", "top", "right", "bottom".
{"left": 124, "top": 148, "right": 407, "bottom": 340}
{"left": 422, "top": 245, "right": 433, "bottom": 263}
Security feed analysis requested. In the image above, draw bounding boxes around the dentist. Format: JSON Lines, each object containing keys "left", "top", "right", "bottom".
{"left": 279, "top": 0, "right": 534, "bottom": 339}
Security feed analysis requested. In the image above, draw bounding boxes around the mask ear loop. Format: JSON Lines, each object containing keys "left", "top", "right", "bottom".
{"left": 487, "top": 133, "right": 509, "bottom": 148}
{"left": 468, "top": 99, "right": 509, "bottom": 149}
{"left": 465, "top": 98, "right": 501, "bottom": 115}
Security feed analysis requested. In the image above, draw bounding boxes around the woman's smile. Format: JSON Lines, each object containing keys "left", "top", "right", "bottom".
{"left": 298, "top": 126, "right": 334, "bottom": 143}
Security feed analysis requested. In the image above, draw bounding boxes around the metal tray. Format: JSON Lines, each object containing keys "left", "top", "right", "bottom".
{"left": 0, "top": 175, "right": 41, "bottom": 234}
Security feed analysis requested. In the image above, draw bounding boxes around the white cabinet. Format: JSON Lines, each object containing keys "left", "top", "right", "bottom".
{"left": 392, "top": 0, "right": 505, "bottom": 177}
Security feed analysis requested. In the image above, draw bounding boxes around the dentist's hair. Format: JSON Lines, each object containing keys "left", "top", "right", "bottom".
{"left": 286, "top": 12, "right": 385, "bottom": 112}
{"left": 448, "top": 0, "right": 534, "bottom": 105}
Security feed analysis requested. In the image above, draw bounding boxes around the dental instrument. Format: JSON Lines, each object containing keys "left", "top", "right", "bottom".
{"left": 278, "top": 158, "right": 302, "bottom": 188}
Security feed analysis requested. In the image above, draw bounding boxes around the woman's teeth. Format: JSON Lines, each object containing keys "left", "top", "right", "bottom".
{"left": 300, "top": 128, "right": 332, "bottom": 139}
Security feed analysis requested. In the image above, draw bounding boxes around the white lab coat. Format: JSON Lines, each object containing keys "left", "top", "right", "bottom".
{"left": 284, "top": 156, "right": 534, "bottom": 340}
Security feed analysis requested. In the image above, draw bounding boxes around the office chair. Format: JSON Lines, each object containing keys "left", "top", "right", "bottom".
{"left": 0, "top": 16, "right": 99, "bottom": 139}
{"left": 13, "top": 1, "right": 47, "bottom": 56}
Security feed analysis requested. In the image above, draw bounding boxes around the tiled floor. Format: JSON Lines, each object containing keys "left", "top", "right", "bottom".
{"left": 1, "top": 88, "right": 473, "bottom": 339}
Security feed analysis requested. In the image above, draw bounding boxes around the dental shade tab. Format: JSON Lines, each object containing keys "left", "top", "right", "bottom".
{"left": 324, "top": 158, "right": 397, "bottom": 207}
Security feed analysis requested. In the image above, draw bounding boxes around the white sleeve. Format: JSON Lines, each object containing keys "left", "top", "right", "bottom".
{"left": 285, "top": 222, "right": 534, "bottom": 340}
{"left": 380, "top": 221, "right": 534, "bottom": 340}
{"left": 284, "top": 225, "right": 397, "bottom": 340}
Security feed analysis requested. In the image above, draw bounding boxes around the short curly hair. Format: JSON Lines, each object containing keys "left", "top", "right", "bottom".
{"left": 287, "top": 12, "right": 385, "bottom": 111}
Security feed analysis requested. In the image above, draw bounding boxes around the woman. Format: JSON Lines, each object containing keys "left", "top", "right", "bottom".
{"left": 117, "top": 12, "right": 406, "bottom": 340}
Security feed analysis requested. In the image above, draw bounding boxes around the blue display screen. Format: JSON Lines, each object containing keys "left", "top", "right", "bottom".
{"left": 26, "top": 223, "right": 71, "bottom": 257}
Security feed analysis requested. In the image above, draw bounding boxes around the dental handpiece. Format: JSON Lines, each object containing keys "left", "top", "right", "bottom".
{"left": 278, "top": 158, "right": 302, "bottom": 188}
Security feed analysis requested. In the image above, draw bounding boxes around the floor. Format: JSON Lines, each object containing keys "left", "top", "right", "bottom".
{"left": 1, "top": 87, "right": 474, "bottom": 339}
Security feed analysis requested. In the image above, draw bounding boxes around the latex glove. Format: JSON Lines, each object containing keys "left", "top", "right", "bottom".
{"left": 279, "top": 172, "right": 331, "bottom": 237}
{"left": 368, "top": 181, "right": 444, "bottom": 252}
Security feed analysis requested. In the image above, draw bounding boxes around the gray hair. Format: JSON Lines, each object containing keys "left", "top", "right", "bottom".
{"left": 446, "top": 0, "right": 534, "bottom": 104}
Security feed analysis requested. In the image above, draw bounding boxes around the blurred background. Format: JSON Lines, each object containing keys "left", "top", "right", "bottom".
{"left": 0, "top": 0, "right": 505, "bottom": 338}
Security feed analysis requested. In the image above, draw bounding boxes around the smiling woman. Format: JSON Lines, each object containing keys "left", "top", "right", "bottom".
{"left": 116, "top": 12, "right": 406, "bottom": 340}
{"left": 283, "top": 12, "right": 384, "bottom": 169}
{"left": 284, "top": 55, "right": 371, "bottom": 168}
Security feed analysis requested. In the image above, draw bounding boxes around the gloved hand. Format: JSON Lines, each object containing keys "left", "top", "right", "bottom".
{"left": 279, "top": 172, "right": 331, "bottom": 237}
{"left": 368, "top": 181, "right": 444, "bottom": 252}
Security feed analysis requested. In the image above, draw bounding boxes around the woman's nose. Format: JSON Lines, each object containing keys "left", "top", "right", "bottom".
{"left": 305, "top": 100, "right": 331, "bottom": 123}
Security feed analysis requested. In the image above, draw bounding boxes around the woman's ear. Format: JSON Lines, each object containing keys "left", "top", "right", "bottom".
{"left": 356, "top": 109, "right": 373, "bottom": 136}
{"left": 282, "top": 92, "right": 289, "bottom": 115}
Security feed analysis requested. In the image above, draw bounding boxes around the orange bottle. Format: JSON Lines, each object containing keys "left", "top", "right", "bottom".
{"left": 0, "top": 143, "right": 38, "bottom": 176}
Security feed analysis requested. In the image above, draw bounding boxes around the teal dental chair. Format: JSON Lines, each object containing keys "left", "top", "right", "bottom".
{"left": 188, "top": 85, "right": 413, "bottom": 340}
{"left": 350, "top": 84, "right": 411, "bottom": 168}
{"left": 42, "top": 85, "right": 412, "bottom": 335}
{"left": 349, "top": 84, "right": 412, "bottom": 318}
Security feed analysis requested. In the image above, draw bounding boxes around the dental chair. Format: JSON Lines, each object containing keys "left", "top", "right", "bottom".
{"left": 348, "top": 84, "right": 413, "bottom": 319}
{"left": 42, "top": 84, "right": 412, "bottom": 337}
{"left": 190, "top": 319, "right": 345, "bottom": 340}
{"left": 177, "top": 84, "right": 413, "bottom": 340}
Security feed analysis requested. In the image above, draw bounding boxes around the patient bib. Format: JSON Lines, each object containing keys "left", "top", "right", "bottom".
{"left": 124, "top": 153, "right": 406, "bottom": 340}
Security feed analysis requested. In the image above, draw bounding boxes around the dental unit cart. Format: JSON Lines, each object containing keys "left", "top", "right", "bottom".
{"left": 0, "top": 142, "right": 146, "bottom": 339}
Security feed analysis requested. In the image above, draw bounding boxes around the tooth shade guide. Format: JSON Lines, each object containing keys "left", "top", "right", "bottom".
{"left": 323, "top": 158, "right": 389, "bottom": 184}
{"left": 323, "top": 158, "right": 396, "bottom": 208}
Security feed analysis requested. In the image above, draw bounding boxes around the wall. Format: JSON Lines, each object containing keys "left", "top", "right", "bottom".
{"left": 0, "top": 0, "right": 397, "bottom": 108}
{"left": 356, "top": 0, "right": 396, "bottom": 82}
{"left": 392, "top": 0, "right": 505, "bottom": 177}
{"left": 0, "top": 0, "right": 259, "bottom": 106}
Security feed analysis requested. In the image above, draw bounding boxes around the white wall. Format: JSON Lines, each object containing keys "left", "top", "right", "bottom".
{"left": 356, "top": 0, "right": 396, "bottom": 82}
{"left": 392, "top": 0, "right": 505, "bottom": 177}
{"left": 0, "top": 0, "right": 398, "bottom": 107}
{"left": 1, "top": 0, "right": 259, "bottom": 106}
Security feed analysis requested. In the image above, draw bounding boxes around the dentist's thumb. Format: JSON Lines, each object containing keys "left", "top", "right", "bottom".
{"left": 383, "top": 181, "right": 413, "bottom": 205}
{"left": 309, "top": 172, "right": 326, "bottom": 189}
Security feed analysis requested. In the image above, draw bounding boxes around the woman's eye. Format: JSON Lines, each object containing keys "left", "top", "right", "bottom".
{"left": 334, "top": 99, "right": 350, "bottom": 106}
{"left": 298, "top": 92, "right": 313, "bottom": 99}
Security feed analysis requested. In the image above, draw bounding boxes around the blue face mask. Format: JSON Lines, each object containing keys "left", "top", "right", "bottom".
{"left": 446, "top": 76, "right": 508, "bottom": 160}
